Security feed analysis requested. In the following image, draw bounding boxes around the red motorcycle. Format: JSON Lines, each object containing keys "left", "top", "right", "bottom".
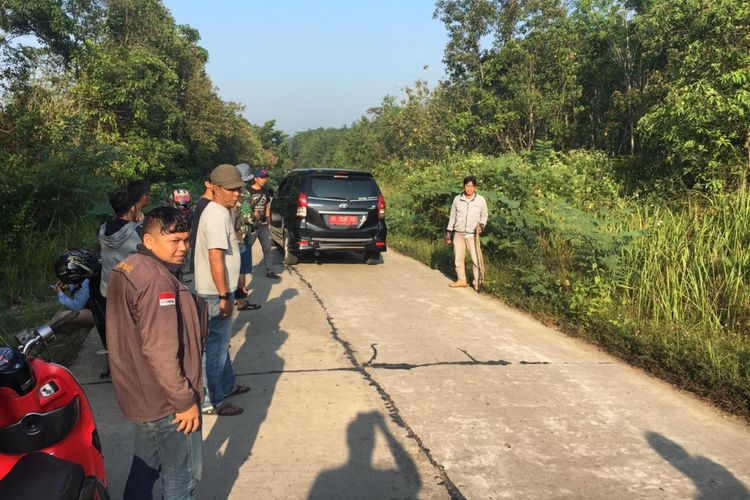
{"left": 0, "top": 313, "right": 109, "bottom": 499}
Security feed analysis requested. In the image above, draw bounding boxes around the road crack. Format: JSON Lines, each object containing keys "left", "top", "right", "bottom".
{"left": 363, "top": 342, "right": 379, "bottom": 367}
{"left": 458, "top": 348, "right": 478, "bottom": 362}
{"left": 290, "top": 267, "right": 467, "bottom": 500}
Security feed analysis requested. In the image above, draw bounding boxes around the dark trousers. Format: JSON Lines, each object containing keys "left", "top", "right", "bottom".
{"left": 255, "top": 224, "right": 274, "bottom": 273}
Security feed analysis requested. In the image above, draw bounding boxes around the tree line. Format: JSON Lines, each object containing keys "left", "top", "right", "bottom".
{"left": 284, "top": 0, "right": 749, "bottom": 191}
{"left": 0, "top": 0, "right": 277, "bottom": 257}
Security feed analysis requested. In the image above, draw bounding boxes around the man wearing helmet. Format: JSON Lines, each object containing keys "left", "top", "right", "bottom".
{"left": 171, "top": 188, "right": 192, "bottom": 217}
{"left": 49, "top": 249, "right": 102, "bottom": 347}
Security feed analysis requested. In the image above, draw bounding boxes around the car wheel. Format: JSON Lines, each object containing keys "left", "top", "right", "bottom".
{"left": 364, "top": 251, "right": 380, "bottom": 265}
{"left": 283, "top": 230, "right": 299, "bottom": 265}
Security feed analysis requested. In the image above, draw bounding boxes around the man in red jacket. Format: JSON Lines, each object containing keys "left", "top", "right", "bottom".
{"left": 106, "top": 206, "right": 203, "bottom": 500}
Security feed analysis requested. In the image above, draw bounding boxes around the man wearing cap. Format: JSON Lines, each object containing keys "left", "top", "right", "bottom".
{"left": 248, "top": 168, "right": 280, "bottom": 279}
{"left": 193, "top": 164, "right": 249, "bottom": 416}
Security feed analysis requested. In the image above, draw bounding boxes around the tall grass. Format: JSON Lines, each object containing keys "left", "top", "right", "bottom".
{"left": 0, "top": 215, "right": 100, "bottom": 350}
{"left": 0, "top": 216, "right": 101, "bottom": 307}
{"left": 622, "top": 187, "right": 750, "bottom": 334}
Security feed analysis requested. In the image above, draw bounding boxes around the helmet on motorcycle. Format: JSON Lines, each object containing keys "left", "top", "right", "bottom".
{"left": 54, "top": 249, "right": 97, "bottom": 284}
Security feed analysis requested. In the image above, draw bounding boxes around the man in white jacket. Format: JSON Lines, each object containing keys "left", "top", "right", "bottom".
{"left": 446, "top": 176, "right": 488, "bottom": 288}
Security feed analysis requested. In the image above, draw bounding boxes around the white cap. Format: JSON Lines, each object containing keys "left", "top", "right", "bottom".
{"left": 236, "top": 163, "right": 253, "bottom": 182}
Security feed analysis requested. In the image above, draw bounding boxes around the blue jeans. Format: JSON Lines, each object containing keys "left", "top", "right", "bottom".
{"left": 123, "top": 413, "right": 202, "bottom": 500}
{"left": 200, "top": 294, "right": 236, "bottom": 408}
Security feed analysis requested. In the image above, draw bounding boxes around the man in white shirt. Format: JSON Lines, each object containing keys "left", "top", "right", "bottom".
{"left": 194, "top": 164, "right": 249, "bottom": 416}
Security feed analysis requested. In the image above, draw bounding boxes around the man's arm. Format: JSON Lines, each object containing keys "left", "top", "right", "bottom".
{"left": 57, "top": 280, "right": 90, "bottom": 310}
{"left": 446, "top": 197, "right": 457, "bottom": 243}
{"left": 447, "top": 197, "right": 457, "bottom": 231}
{"left": 479, "top": 196, "right": 488, "bottom": 229}
{"left": 209, "top": 248, "right": 233, "bottom": 317}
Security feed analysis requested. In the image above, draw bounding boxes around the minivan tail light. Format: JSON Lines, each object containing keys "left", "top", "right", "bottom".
{"left": 296, "top": 193, "right": 308, "bottom": 217}
{"left": 377, "top": 193, "right": 386, "bottom": 220}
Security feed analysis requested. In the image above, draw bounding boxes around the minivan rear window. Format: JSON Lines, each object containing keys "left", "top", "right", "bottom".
{"left": 307, "top": 176, "right": 378, "bottom": 200}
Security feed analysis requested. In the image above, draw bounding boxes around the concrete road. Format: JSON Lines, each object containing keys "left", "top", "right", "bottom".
{"left": 72, "top": 249, "right": 750, "bottom": 499}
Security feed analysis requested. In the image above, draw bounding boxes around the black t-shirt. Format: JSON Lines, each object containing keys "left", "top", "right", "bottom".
{"left": 247, "top": 186, "right": 271, "bottom": 223}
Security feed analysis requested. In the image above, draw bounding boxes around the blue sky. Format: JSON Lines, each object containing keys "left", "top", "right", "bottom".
{"left": 162, "top": 0, "right": 448, "bottom": 134}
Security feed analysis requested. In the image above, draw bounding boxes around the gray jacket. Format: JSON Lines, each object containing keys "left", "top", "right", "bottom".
{"left": 447, "top": 193, "right": 488, "bottom": 234}
{"left": 99, "top": 220, "right": 142, "bottom": 297}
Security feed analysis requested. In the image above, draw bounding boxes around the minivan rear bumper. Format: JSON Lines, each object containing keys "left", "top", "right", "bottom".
{"left": 302, "top": 237, "right": 387, "bottom": 252}
{"left": 292, "top": 222, "right": 387, "bottom": 253}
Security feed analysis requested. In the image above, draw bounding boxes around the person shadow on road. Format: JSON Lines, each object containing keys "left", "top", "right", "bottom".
{"left": 308, "top": 411, "right": 421, "bottom": 500}
{"left": 646, "top": 431, "right": 749, "bottom": 499}
{"left": 198, "top": 279, "right": 294, "bottom": 499}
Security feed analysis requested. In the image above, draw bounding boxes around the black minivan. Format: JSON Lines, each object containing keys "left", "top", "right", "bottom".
{"left": 269, "top": 169, "right": 387, "bottom": 264}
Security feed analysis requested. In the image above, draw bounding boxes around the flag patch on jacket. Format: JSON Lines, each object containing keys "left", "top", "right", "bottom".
{"left": 159, "top": 292, "right": 176, "bottom": 306}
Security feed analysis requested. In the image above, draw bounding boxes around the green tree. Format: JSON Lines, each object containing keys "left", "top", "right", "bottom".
{"left": 285, "top": 127, "right": 350, "bottom": 169}
{"left": 571, "top": 0, "right": 651, "bottom": 156}
{"left": 637, "top": 0, "right": 750, "bottom": 184}
{"left": 1, "top": 0, "right": 104, "bottom": 66}
{"left": 253, "top": 119, "right": 289, "bottom": 167}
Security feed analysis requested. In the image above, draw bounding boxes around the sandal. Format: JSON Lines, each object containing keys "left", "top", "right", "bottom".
{"left": 238, "top": 302, "right": 261, "bottom": 311}
{"left": 201, "top": 401, "right": 244, "bottom": 416}
{"left": 226, "top": 384, "right": 251, "bottom": 397}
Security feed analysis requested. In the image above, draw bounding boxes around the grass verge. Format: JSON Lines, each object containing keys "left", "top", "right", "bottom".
{"left": 0, "top": 216, "right": 101, "bottom": 366}
{"left": 0, "top": 299, "right": 90, "bottom": 365}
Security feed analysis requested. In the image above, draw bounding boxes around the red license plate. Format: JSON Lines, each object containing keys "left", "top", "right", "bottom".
{"left": 329, "top": 215, "right": 358, "bottom": 226}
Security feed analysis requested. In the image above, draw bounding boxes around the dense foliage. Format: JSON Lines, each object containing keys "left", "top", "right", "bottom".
{"left": 0, "top": 0, "right": 270, "bottom": 307}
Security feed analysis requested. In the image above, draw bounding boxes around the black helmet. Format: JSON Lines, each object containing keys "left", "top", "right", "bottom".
{"left": 54, "top": 249, "right": 97, "bottom": 284}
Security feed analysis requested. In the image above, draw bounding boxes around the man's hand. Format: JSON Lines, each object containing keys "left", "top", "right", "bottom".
{"left": 445, "top": 230, "right": 453, "bottom": 245}
{"left": 173, "top": 403, "right": 200, "bottom": 434}
{"left": 476, "top": 224, "right": 483, "bottom": 235}
{"left": 219, "top": 297, "right": 233, "bottom": 319}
